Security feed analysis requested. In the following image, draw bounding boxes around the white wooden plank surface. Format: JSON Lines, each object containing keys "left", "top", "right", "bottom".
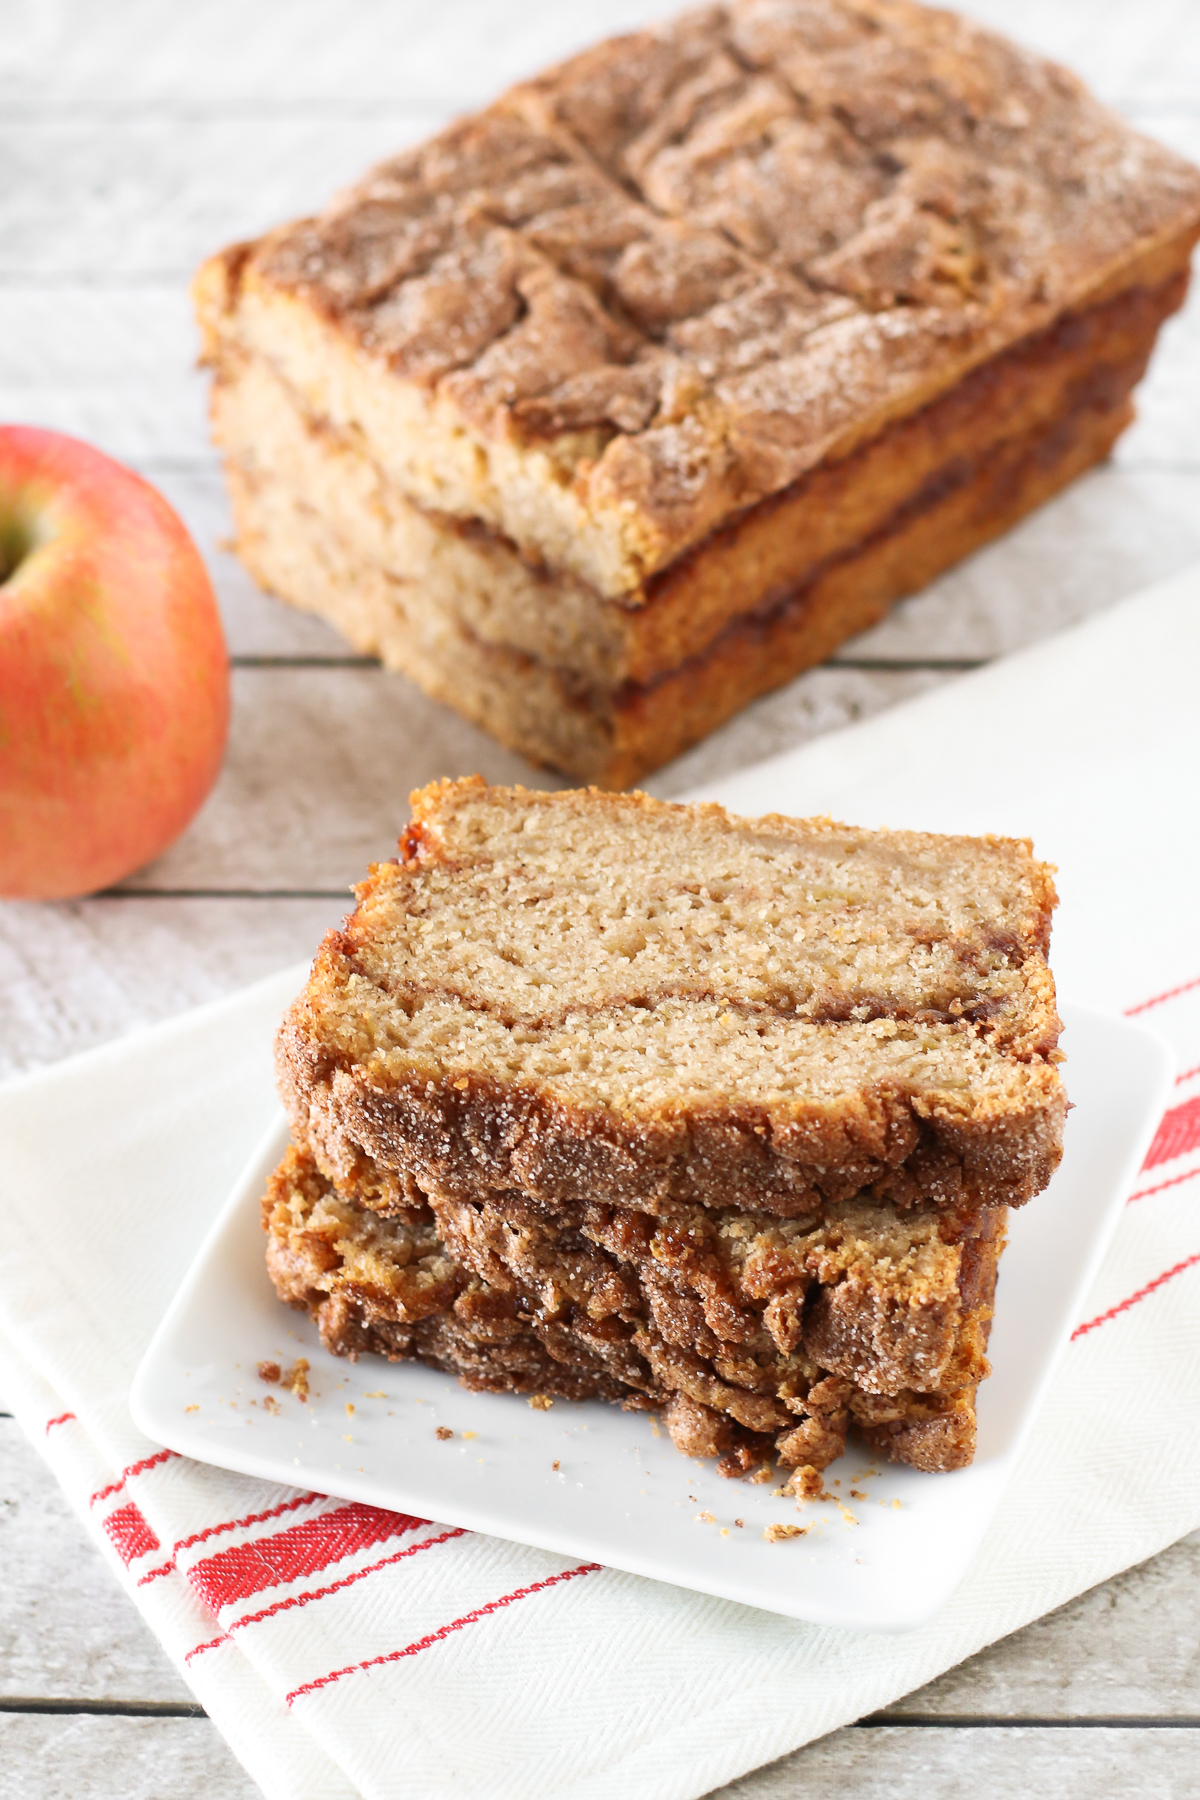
{"left": 0, "top": 1421, "right": 190, "bottom": 1703}
{"left": 3, "top": 0, "right": 1200, "bottom": 111}
{"left": 5, "top": 112, "right": 1198, "bottom": 284}
{"left": 708, "top": 1726, "right": 1200, "bottom": 1799}
{"left": 0, "top": 898, "right": 338, "bottom": 1081}
{"left": 3, "top": 0, "right": 1200, "bottom": 1795}
{"left": 0, "top": 1716, "right": 259, "bottom": 1800}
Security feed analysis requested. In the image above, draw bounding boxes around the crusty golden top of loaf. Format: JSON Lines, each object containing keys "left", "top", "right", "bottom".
{"left": 195, "top": 0, "right": 1200, "bottom": 593}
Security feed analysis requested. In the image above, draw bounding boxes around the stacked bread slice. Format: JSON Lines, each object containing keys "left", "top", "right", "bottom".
{"left": 265, "top": 780, "right": 1065, "bottom": 1476}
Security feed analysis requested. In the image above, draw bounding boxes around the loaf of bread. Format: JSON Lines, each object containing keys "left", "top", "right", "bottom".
{"left": 266, "top": 780, "right": 1064, "bottom": 1475}
{"left": 196, "top": 0, "right": 1200, "bottom": 783}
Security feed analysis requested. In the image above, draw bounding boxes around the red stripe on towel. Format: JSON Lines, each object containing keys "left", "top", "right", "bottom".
{"left": 1142, "top": 1095, "right": 1200, "bottom": 1170}
{"left": 1128, "top": 1166, "right": 1200, "bottom": 1205}
{"left": 1072, "top": 1252, "right": 1200, "bottom": 1340}
{"left": 1125, "top": 973, "right": 1200, "bottom": 1015}
{"left": 137, "top": 1558, "right": 176, "bottom": 1588}
{"left": 89, "top": 1448, "right": 176, "bottom": 1508}
{"left": 286, "top": 1561, "right": 603, "bottom": 1705}
{"left": 224, "top": 1528, "right": 466, "bottom": 1634}
{"left": 174, "top": 1491, "right": 322, "bottom": 1557}
{"left": 103, "top": 1502, "right": 161, "bottom": 1565}
{"left": 189, "top": 1503, "right": 431, "bottom": 1613}
{"left": 185, "top": 1528, "right": 466, "bottom": 1658}
{"left": 44, "top": 1412, "right": 75, "bottom": 1434}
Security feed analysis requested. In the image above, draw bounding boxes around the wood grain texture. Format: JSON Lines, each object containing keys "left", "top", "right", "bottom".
{"left": 706, "top": 1725, "right": 1200, "bottom": 1799}
{"left": 3, "top": 0, "right": 1200, "bottom": 1795}
{"left": 0, "top": 897, "right": 337, "bottom": 1081}
{"left": 0, "top": 1422, "right": 190, "bottom": 1703}
{"left": 0, "top": 1715, "right": 259, "bottom": 1800}
{"left": 3, "top": 0, "right": 1199, "bottom": 110}
{"left": 880, "top": 1531, "right": 1200, "bottom": 1720}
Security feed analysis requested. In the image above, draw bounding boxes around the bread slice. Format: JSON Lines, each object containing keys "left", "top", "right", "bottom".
{"left": 265, "top": 1142, "right": 1006, "bottom": 1474}
{"left": 278, "top": 780, "right": 1065, "bottom": 1221}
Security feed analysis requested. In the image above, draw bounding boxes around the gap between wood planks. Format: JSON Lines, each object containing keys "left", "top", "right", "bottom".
{"left": 223, "top": 655, "right": 990, "bottom": 673}
{"left": 0, "top": 1700, "right": 205, "bottom": 1719}
{"left": 0, "top": 1698, "right": 1196, "bottom": 1729}
{"left": 855, "top": 1716, "right": 1200, "bottom": 1729}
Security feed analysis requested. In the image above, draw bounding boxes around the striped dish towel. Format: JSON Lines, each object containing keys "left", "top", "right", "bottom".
{"left": 2, "top": 564, "right": 1199, "bottom": 1800}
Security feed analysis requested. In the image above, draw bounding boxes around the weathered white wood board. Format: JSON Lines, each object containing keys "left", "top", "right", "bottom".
{"left": 3, "top": 0, "right": 1200, "bottom": 1794}
{"left": 3, "top": 0, "right": 1200, "bottom": 110}
{"left": 0, "top": 1715, "right": 260, "bottom": 1800}
{"left": 709, "top": 1725, "right": 1200, "bottom": 1799}
{"left": 0, "top": 898, "right": 337, "bottom": 1080}
{"left": 0, "top": 1420, "right": 190, "bottom": 1704}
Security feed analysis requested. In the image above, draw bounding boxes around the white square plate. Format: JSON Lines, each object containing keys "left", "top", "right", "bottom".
{"left": 132, "top": 1002, "right": 1170, "bottom": 1632}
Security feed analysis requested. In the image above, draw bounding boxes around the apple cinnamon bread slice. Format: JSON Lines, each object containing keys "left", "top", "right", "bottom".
{"left": 278, "top": 779, "right": 1065, "bottom": 1222}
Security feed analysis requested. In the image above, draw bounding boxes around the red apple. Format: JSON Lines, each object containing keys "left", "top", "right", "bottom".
{"left": 0, "top": 426, "right": 230, "bottom": 899}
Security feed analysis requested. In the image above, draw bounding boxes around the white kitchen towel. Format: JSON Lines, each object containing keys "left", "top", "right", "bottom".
{"left": 1, "top": 563, "right": 1199, "bottom": 1800}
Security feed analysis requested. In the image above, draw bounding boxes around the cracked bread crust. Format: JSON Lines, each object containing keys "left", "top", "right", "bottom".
{"left": 193, "top": 0, "right": 1200, "bottom": 597}
{"left": 277, "top": 781, "right": 1065, "bottom": 1221}
{"left": 264, "top": 1141, "right": 1004, "bottom": 1473}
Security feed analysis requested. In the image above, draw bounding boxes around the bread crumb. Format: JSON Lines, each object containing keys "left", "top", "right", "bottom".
{"left": 436, "top": 1426, "right": 453, "bottom": 1441}
{"left": 344, "top": 1403, "right": 355, "bottom": 1417}
{"left": 734, "top": 1518, "right": 744, "bottom": 1529}
{"left": 700, "top": 1510, "right": 715, "bottom": 1523}
{"left": 364, "top": 1390, "right": 387, "bottom": 1399}
{"left": 257, "top": 1361, "right": 281, "bottom": 1384}
{"left": 850, "top": 1489, "right": 867, "bottom": 1500}
{"left": 552, "top": 1459, "right": 561, "bottom": 1471}
{"left": 750, "top": 1464, "right": 774, "bottom": 1484}
{"left": 462, "top": 1430, "right": 478, "bottom": 1440}
{"left": 283, "top": 1358, "right": 309, "bottom": 1401}
{"left": 528, "top": 1394, "right": 553, "bottom": 1410}
{"left": 786, "top": 1465, "right": 827, "bottom": 1502}
{"left": 184, "top": 1404, "right": 199, "bottom": 1413}
{"left": 343, "top": 1434, "right": 354, "bottom": 1443}
{"left": 720, "top": 1527, "right": 729, "bottom": 1537}
{"left": 892, "top": 1498, "right": 903, "bottom": 1510}
{"left": 262, "top": 1395, "right": 280, "bottom": 1415}
{"left": 764, "top": 1523, "right": 806, "bottom": 1542}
